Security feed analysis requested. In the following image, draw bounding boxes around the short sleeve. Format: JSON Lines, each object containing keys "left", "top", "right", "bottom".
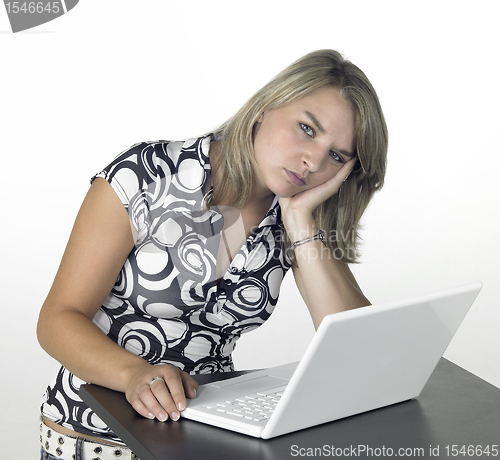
{"left": 91, "top": 141, "right": 177, "bottom": 245}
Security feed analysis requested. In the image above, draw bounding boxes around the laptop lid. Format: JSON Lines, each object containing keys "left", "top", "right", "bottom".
{"left": 261, "top": 281, "right": 482, "bottom": 438}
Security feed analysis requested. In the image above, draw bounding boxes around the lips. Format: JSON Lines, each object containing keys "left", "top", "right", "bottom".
{"left": 285, "top": 169, "right": 306, "bottom": 186}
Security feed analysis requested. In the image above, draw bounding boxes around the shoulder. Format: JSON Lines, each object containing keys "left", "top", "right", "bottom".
{"left": 93, "top": 135, "right": 213, "bottom": 184}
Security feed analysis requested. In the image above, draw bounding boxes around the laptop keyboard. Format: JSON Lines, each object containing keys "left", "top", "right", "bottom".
{"left": 202, "top": 390, "right": 284, "bottom": 422}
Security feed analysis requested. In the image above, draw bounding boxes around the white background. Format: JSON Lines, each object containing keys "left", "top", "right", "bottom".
{"left": 1, "top": 1, "right": 499, "bottom": 456}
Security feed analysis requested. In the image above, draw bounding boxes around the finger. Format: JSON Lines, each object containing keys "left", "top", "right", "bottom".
{"left": 128, "top": 395, "right": 156, "bottom": 420}
{"left": 338, "top": 156, "right": 358, "bottom": 182}
{"left": 139, "top": 381, "right": 174, "bottom": 422}
{"left": 180, "top": 371, "right": 199, "bottom": 400}
{"left": 149, "top": 376, "right": 182, "bottom": 421}
{"left": 302, "top": 166, "right": 348, "bottom": 205}
{"left": 320, "top": 156, "right": 358, "bottom": 196}
{"left": 162, "top": 371, "right": 189, "bottom": 415}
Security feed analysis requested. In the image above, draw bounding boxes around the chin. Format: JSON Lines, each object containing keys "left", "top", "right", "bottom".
{"left": 265, "top": 178, "right": 303, "bottom": 199}
{"left": 272, "top": 189, "right": 297, "bottom": 199}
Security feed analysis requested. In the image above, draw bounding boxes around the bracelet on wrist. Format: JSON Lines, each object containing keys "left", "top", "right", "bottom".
{"left": 290, "top": 230, "right": 326, "bottom": 251}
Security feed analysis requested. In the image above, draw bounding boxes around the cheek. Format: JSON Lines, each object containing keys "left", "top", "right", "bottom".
{"left": 311, "top": 165, "right": 342, "bottom": 187}
{"left": 256, "top": 119, "right": 296, "bottom": 152}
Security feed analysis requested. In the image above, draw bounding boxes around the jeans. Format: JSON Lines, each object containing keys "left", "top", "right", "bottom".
{"left": 40, "top": 446, "right": 58, "bottom": 459}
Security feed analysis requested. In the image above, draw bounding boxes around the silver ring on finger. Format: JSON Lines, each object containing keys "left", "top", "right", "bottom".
{"left": 149, "top": 376, "right": 164, "bottom": 387}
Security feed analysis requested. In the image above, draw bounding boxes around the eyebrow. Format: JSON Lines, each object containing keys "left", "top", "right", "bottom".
{"left": 304, "top": 111, "right": 356, "bottom": 159}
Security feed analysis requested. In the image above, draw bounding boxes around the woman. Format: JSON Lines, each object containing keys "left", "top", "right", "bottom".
{"left": 37, "top": 49, "right": 387, "bottom": 459}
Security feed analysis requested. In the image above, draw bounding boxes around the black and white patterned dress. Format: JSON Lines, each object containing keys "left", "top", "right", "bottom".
{"left": 40, "top": 135, "right": 292, "bottom": 443}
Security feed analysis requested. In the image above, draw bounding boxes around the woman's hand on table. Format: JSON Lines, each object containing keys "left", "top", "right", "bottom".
{"left": 125, "top": 363, "right": 199, "bottom": 422}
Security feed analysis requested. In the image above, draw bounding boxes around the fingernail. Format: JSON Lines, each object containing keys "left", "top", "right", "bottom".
{"left": 148, "top": 413, "right": 155, "bottom": 419}
{"left": 158, "top": 412, "right": 168, "bottom": 422}
{"left": 177, "top": 401, "right": 185, "bottom": 411}
{"left": 170, "top": 411, "right": 180, "bottom": 421}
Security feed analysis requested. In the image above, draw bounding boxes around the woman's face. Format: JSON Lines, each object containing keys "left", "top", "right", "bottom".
{"left": 252, "top": 85, "right": 356, "bottom": 199}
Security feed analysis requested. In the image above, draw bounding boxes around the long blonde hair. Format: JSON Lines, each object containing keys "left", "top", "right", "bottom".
{"left": 209, "top": 50, "right": 388, "bottom": 263}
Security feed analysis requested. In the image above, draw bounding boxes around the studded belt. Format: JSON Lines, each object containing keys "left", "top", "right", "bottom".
{"left": 40, "top": 418, "right": 139, "bottom": 460}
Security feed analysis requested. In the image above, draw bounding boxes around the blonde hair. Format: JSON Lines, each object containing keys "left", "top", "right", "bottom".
{"left": 209, "top": 49, "right": 388, "bottom": 263}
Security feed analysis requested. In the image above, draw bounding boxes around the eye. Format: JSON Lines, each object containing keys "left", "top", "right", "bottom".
{"left": 300, "top": 123, "right": 315, "bottom": 138}
{"left": 329, "top": 151, "right": 345, "bottom": 163}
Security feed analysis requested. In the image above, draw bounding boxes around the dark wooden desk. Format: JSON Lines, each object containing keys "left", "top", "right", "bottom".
{"left": 80, "top": 359, "right": 500, "bottom": 459}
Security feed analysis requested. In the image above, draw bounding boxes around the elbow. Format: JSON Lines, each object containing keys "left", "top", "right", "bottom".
{"left": 36, "top": 302, "right": 59, "bottom": 354}
{"left": 359, "top": 295, "right": 371, "bottom": 309}
{"left": 36, "top": 311, "right": 50, "bottom": 352}
{"left": 351, "top": 284, "right": 371, "bottom": 310}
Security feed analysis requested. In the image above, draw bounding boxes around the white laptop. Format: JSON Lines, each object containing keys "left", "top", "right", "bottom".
{"left": 181, "top": 282, "right": 482, "bottom": 439}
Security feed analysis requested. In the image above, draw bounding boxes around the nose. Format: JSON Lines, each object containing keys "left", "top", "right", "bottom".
{"left": 302, "top": 145, "right": 328, "bottom": 173}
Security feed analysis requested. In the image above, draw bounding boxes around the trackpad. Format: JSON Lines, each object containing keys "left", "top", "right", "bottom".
{"left": 212, "top": 376, "right": 288, "bottom": 394}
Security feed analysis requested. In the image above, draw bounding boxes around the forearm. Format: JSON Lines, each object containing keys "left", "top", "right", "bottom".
{"left": 37, "top": 307, "right": 149, "bottom": 392}
{"left": 293, "top": 236, "right": 370, "bottom": 329}
{"left": 37, "top": 179, "right": 199, "bottom": 423}
{"left": 286, "top": 211, "right": 370, "bottom": 329}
